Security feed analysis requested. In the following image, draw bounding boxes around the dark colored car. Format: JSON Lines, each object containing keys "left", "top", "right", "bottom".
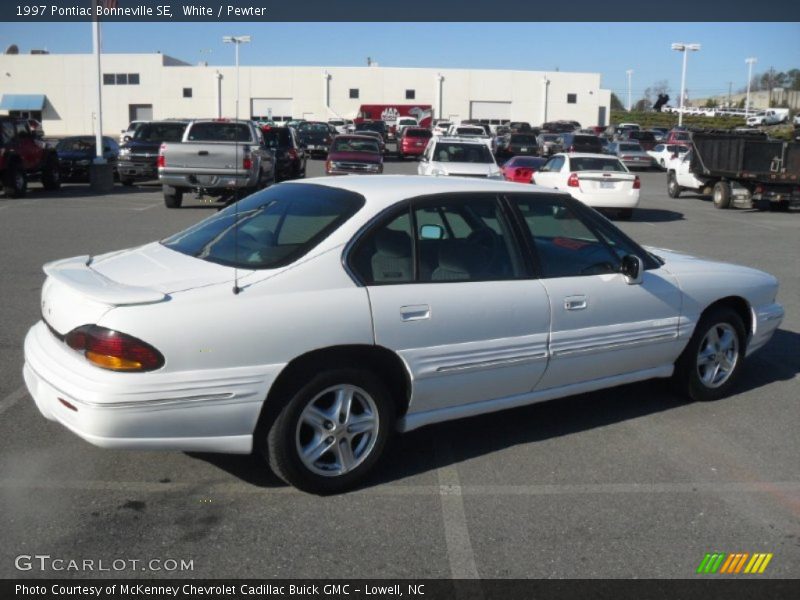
{"left": 325, "top": 135, "right": 384, "bottom": 175}
{"left": 495, "top": 133, "right": 541, "bottom": 160}
{"left": 354, "top": 120, "right": 389, "bottom": 144}
{"left": 56, "top": 136, "right": 119, "bottom": 182}
{"left": 620, "top": 130, "right": 658, "bottom": 151}
{"left": 296, "top": 121, "right": 335, "bottom": 158}
{"left": 0, "top": 116, "right": 60, "bottom": 197}
{"left": 541, "top": 121, "right": 577, "bottom": 133}
{"left": 560, "top": 133, "right": 603, "bottom": 154}
{"left": 354, "top": 130, "right": 386, "bottom": 154}
{"left": 500, "top": 155, "right": 548, "bottom": 183}
{"left": 398, "top": 127, "right": 432, "bottom": 159}
{"left": 117, "top": 121, "right": 188, "bottom": 185}
{"left": 508, "top": 121, "right": 532, "bottom": 133}
{"left": 260, "top": 125, "right": 307, "bottom": 181}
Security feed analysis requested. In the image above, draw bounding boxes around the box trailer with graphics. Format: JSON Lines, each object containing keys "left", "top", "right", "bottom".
{"left": 355, "top": 104, "right": 433, "bottom": 139}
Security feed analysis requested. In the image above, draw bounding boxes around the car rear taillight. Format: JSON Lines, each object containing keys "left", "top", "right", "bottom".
{"left": 633, "top": 176, "right": 641, "bottom": 189}
{"left": 65, "top": 325, "right": 164, "bottom": 372}
{"left": 287, "top": 148, "right": 298, "bottom": 160}
{"left": 515, "top": 168, "right": 533, "bottom": 181}
{"left": 243, "top": 155, "right": 252, "bottom": 170}
{"left": 567, "top": 172, "right": 580, "bottom": 187}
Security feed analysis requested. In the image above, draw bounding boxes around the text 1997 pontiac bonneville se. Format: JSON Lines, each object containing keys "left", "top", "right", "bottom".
{"left": 23, "top": 176, "right": 784, "bottom": 493}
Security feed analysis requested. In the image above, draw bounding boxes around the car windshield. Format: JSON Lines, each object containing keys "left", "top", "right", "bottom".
{"left": 397, "top": 119, "right": 416, "bottom": 125}
{"left": 133, "top": 123, "right": 186, "bottom": 142}
{"left": 356, "top": 122, "right": 385, "bottom": 132}
{"left": 186, "top": 122, "right": 250, "bottom": 142}
{"left": 570, "top": 157, "right": 627, "bottom": 172}
{"left": 331, "top": 138, "right": 380, "bottom": 153}
{"left": 455, "top": 127, "right": 485, "bottom": 136}
{"left": 619, "top": 143, "right": 643, "bottom": 152}
{"left": 57, "top": 137, "right": 96, "bottom": 152}
{"left": 261, "top": 128, "right": 291, "bottom": 149}
{"left": 510, "top": 135, "right": 537, "bottom": 144}
{"left": 162, "top": 184, "right": 365, "bottom": 269}
{"left": 671, "top": 132, "right": 690, "bottom": 141}
{"left": 298, "top": 122, "right": 329, "bottom": 133}
{"left": 404, "top": 129, "right": 432, "bottom": 139}
{"left": 433, "top": 143, "right": 494, "bottom": 163}
{"left": 540, "top": 135, "right": 560, "bottom": 142}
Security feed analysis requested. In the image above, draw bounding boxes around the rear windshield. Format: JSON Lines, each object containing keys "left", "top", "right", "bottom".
{"left": 630, "top": 132, "right": 656, "bottom": 141}
{"left": 133, "top": 123, "right": 187, "bottom": 142}
{"left": 619, "top": 143, "right": 643, "bottom": 152}
{"left": 433, "top": 143, "right": 494, "bottom": 163}
{"left": 508, "top": 157, "right": 546, "bottom": 168}
{"left": 397, "top": 118, "right": 417, "bottom": 125}
{"left": 187, "top": 122, "right": 250, "bottom": 142}
{"left": 510, "top": 134, "right": 538, "bottom": 144}
{"left": 570, "top": 157, "right": 627, "bottom": 172}
{"left": 162, "top": 184, "right": 365, "bottom": 269}
{"left": 356, "top": 122, "right": 386, "bottom": 132}
{"left": 331, "top": 138, "right": 380, "bottom": 153}
{"left": 262, "top": 128, "right": 291, "bottom": 148}
{"left": 404, "top": 129, "right": 432, "bottom": 139}
{"left": 298, "top": 122, "right": 329, "bottom": 133}
{"left": 56, "top": 137, "right": 95, "bottom": 151}
{"left": 456, "top": 127, "right": 485, "bottom": 135}
{"left": 671, "top": 132, "right": 691, "bottom": 141}
{"left": 572, "top": 135, "right": 600, "bottom": 145}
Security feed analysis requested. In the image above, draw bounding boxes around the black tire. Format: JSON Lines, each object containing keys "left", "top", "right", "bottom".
{"left": 667, "top": 172, "right": 682, "bottom": 198}
{"left": 263, "top": 369, "right": 394, "bottom": 494}
{"left": 672, "top": 307, "right": 747, "bottom": 402}
{"left": 3, "top": 163, "right": 27, "bottom": 198}
{"left": 41, "top": 155, "right": 61, "bottom": 191}
{"left": 712, "top": 181, "right": 731, "bottom": 209}
{"left": 121, "top": 178, "right": 135, "bottom": 187}
{"left": 163, "top": 188, "right": 183, "bottom": 208}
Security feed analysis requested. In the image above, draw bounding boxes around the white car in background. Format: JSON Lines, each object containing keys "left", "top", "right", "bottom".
{"left": 418, "top": 137, "right": 502, "bottom": 179}
{"left": 394, "top": 117, "right": 418, "bottom": 138}
{"left": 445, "top": 125, "right": 493, "bottom": 149}
{"left": 648, "top": 143, "right": 690, "bottom": 169}
{"left": 23, "top": 176, "right": 783, "bottom": 494}
{"left": 432, "top": 120, "right": 452, "bottom": 136}
{"left": 328, "top": 118, "right": 353, "bottom": 135}
{"left": 119, "top": 120, "right": 147, "bottom": 143}
{"left": 531, "top": 153, "right": 640, "bottom": 219}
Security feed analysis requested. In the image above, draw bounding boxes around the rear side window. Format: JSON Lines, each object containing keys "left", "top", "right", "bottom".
{"left": 187, "top": 122, "right": 251, "bottom": 142}
{"left": 133, "top": 123, "right": 186, "bottom": 142}
{"left": 162, "top": 184, "right": 364, "bottom": 269}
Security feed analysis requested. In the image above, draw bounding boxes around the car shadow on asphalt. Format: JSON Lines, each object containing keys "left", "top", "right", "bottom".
{"left": 626, "top": 208, "right": 685, "bottom": 223}
{"left": 188, "top": 328, "right": 800, "bottom": 492}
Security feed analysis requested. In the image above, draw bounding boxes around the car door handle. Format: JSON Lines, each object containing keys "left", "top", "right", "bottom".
{"left": 564, "top": 296, "right": 587, "bottom": 311}
{"left": 400, "top": 305, "right": 430, "bottom": 321}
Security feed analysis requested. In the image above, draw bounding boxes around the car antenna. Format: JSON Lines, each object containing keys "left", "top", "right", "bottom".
{"left": 232, "top": 109, "right": 242, "bottom": 295}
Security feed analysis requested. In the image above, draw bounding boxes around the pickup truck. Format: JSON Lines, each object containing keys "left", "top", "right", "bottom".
{"left": 0, "top": 116, "right": 61, "bottom": 197}
{"left": 746, "top": 109, "right": 789, "bottom": 127}
{"left": 158, "top": 119, "right": 275, "bottom": 208}
{"left": 666, "top": 131, "right": 800, "bottom": 211}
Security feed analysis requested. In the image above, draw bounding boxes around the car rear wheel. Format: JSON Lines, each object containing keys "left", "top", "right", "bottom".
{"left": 672, "top": 307, "right": 746, "bottom": 401}
{"left": 42, "top": 156, "right": 61, "bottom": 191}
{"left": 713, "top": 181, "right": 731, "bottom": 209}
{"left": 3, "top": 163, "right": 27, "bottom": 198}
{"left": 120, "top": 178, "right": 135, "bottom": 187}
{"left": 163, "top": 187, "right": 183, "bottom": 208}
{"left": 667, "top": 172, "right": 682, "bottom": 198}
{"left": 264, "top": 369, "right": 394, "bottom": 494}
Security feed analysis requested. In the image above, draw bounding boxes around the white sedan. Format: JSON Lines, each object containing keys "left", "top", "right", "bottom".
{"left": 24, "top": 176, "right": 783, "bottom": 494}
{"left": 531, "top": 153, "right": 640, "bottom": 219}
{"left": 648, "top": 143, "right": 690, "bottom": 169}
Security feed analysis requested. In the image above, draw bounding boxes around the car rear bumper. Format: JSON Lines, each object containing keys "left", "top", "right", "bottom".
{"left": 117, "top": 160, "right": 157, "bottom": 180}
{"left": 23, "top": 321, "right": 283, "bottom": 454}
{"left": 159, "top": 171, "right": 255, "bottom": 190}
{"left": 572, "top": 189, "right": 640, "bottom": 209}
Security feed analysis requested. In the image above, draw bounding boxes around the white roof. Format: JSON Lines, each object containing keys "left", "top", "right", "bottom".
{"left": 435, "top": 136, "right": 490, "bottom": 144}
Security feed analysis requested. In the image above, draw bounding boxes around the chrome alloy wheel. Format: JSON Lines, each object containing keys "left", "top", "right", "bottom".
{"left": 696, "top": 323, "right": 739, "bottom": 388}
{"left": 295, "top": 385, "right": 380, "bottom": 477}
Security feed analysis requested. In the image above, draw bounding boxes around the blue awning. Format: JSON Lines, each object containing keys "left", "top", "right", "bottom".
{"left": 0, "top": 94, "right": 46, "bottom": 111}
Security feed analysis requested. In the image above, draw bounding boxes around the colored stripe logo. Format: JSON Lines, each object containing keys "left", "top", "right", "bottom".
{"left": 696, "top": 552, "right": 773, "bottom": 574}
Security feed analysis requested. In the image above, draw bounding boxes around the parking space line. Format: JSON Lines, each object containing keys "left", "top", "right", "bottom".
{"left": 434, "top": 439, "right": 482, "bottom": 583}
{"left": 0, "top": 386, "right": 28, "bottom": 417}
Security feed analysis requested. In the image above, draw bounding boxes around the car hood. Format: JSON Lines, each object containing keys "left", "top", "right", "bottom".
{"left": 647, "top": 246, "right": 777, "bottom": 282}
{"left": 328, "top": 151, "right": 382, "bottom": 163}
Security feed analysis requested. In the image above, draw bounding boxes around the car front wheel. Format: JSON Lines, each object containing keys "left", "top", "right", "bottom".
{"left": 673, "top": 307, "right": 746, "bottom": 401}
{"left": 265, "top": 369, "right": 394, "bottom": 494}
{"left": 667, "top": 172, "right": 682, "bottom": 198}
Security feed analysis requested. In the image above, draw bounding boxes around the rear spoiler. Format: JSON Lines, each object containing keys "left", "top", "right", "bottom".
{"left": 43, "top": 255, "right": 167, "bottom": 306}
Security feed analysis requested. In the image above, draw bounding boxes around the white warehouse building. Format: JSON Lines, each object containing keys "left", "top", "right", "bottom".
{"left": 0, "top": 52, "right": 612, "bottom": 136}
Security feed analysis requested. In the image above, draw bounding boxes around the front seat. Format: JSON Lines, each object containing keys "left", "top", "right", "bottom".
{"left": 431, "top": 240, "right": 489, "bottom": 281}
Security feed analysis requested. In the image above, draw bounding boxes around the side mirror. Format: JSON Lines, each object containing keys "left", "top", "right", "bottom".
{"left": 420, "top": 224, "right": 444, "bottom": 240}
{"left": 123, "top": 135, "right": 131, "bottom": 142}
{"left": 621, "top": 255, "right": 643, "bottom": 285}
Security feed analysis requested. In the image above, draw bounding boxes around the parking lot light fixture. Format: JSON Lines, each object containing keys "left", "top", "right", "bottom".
{"left": 222, "top": 35, "right": 251, "bottom": 120}
{"left": 671, "top": 42, "right": 701, "bottom": 126}
{"left": 745, "top": 57, "right": 757, "bottom": 120}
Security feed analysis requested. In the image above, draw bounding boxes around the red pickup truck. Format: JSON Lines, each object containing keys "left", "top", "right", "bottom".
{"left": 1, "top": 116, "right": 61, "bottom": 197}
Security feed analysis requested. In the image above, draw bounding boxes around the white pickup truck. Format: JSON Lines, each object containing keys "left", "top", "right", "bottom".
{"left": 158, "top": 119, "right": 275, "bottom": 208}
{"left": 746, "top": 108, "right": 789, "bottom": 127}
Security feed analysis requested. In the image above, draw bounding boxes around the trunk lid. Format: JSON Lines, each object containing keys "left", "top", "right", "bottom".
{"left": 577, "top": 171, "right": 635, "bottom": 193}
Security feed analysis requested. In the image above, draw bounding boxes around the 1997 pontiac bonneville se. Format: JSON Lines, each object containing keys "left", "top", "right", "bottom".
{"left": 23, "top": 176, "right": 784, "bottom": 493}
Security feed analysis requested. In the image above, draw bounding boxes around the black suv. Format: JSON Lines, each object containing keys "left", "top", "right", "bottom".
{"left": 559, "top": 133, "right": 603, "bottom": 154}
{"left": 354, "top": 121, "right": 389, "bottom": 144}
{"left": 261, "top": 125, "right": 307, "bottom": 181}
{"left": 117, "top": 121, "right": 187, "bottom": 185}
{"left": 296, "top": 121, "right": 335, "bottom": 158}
{"left": 495, "top": 133, "right": 541, "bottom": 160}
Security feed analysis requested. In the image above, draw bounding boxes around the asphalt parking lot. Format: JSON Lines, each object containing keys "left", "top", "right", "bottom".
{"left": 1, "top": 158, "right": 798, "bottom": 580}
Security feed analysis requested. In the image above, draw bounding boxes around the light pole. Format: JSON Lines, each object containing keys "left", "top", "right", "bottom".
{"left": 671, "top": 42, "right": 701, "bottom": 126}
{"left": 626, "top": 69, "right": 633, "bottom": 112}
{"left": 541, "top": 75, "right": 550, "bottom": 124}
{"left": 745, "top": 57, "right": 757, "bottom": 119}
{"left": 222, "top": 35, "right": 251, "bottom": 120}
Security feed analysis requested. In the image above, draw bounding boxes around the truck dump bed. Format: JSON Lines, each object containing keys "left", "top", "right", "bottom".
{"left": 691, "top": 132, "right": 800, "bottom": 184}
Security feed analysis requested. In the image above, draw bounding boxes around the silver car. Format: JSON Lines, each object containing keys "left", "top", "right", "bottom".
{"left": 605, "top": 141, "right": 655, "bottom": 170}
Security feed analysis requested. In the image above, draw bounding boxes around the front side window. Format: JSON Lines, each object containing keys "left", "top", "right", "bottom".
{"left": 512, "top": 196, "right": 619, "bottom": 278}
{"left": 163, "top": 184, "right": 364, "bottom": 269}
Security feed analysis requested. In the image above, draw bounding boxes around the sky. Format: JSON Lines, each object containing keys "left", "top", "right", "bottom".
{"left": 1, "top": 22, "right": 798, "bottom": 101}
